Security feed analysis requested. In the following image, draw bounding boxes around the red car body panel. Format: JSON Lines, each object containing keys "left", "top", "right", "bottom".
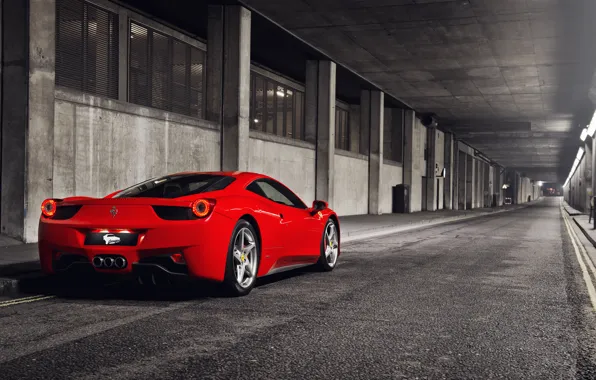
{"left": 38, "top": 172, "right": 340, "bottom": 282}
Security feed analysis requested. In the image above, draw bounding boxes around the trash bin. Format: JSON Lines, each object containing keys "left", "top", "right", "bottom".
{"left": 392, "top": 184, "right": 410, "bottom": 213}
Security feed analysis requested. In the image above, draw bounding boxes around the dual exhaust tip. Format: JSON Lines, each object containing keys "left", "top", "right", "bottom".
{"left": 93, "top": 256, "right": 127, "bottom": 269}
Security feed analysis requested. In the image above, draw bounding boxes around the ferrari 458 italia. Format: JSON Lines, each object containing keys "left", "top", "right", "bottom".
{"left": 38, "top": 172, "right": 340, "bottom": 296}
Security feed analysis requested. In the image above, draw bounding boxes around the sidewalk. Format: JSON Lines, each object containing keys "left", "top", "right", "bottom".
{"left": 568, "top": 202, "right": 596, "bottom": 248}
{"left": 562, "top": 202, "right": 584, "bottom": 216}
{"left": 340, "top": 201, "right": 538, "bottom": 242}
{"left": 0, "top": 199, "right": 540, "bottom": 294}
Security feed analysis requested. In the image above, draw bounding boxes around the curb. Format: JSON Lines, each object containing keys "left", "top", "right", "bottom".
{"left": 342, "top": 202, "right": 534, "bottom": 243}
{"left": 0, "top": 261, "right": 40, "bottom": 277}
{"left": 563, "top": 203, "right": 584, "bottom": 216}
{"left": 572, "top": 217, "right": 596, "bottom": 249}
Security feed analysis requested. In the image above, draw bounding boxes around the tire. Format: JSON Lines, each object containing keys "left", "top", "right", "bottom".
{"left": 317, "top": 218, "right": 339, "bottom": 271}
{"left": 223, "top": 219, "right": 260, "bottom": 297}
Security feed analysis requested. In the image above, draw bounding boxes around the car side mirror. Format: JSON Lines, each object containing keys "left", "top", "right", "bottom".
{"left": 310, "top": 200, "right": 328, "bottom": 215}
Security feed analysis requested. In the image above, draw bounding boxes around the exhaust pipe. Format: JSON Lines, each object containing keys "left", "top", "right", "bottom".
{"left": 103, "top": 257, "right": 114, "bottom": 268}
{"left": 92, "top": 256, "right": 104, "bottom": 268}
{"left": 114, "top": 257, "right": 127, "bottom": 269}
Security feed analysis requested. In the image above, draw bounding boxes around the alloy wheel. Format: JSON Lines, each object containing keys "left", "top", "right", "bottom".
{"left": 233, "top": 227, "right": 258, "bottom": 288}
{"left": 324, "top": 222, "right": 339, "bottom": 267}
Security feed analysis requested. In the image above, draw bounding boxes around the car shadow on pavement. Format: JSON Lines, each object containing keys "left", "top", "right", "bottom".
{"left": 14, "top": 274, "right": 222, "bottom": 302}
{"left": 11, "top": 266, "right": 319, "bottom": 302}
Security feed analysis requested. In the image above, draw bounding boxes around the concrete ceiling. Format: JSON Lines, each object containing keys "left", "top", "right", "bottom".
{"left": 240, "top": 0, "right": 596, "bottom": 182}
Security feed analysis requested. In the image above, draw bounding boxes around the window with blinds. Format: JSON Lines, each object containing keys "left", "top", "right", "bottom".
{"left": 249, "top": 72, "right": 305, "bottom": 141}
{"left": 56, "top": 0, "right": 119, "bottom": 99}
{"left": 129, "top": 22, "right": 206, "bottom": 119}
{"left": 384, "top": 108, "right": 404, "bottom": 162}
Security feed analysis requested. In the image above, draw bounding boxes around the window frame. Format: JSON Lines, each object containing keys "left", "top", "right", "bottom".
{"left": 246, "top": 179, "right": 308, "bottom": 210}
{"left": 249, "top": 68, "right": 306, "bottom": 141}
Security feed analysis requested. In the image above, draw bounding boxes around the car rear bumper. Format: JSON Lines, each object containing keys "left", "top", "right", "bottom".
{"left": 52, "top": 258, "right": 192, "bottom": 278}
{"left": 38, "top": 211, "right": 236, "bottom": 282}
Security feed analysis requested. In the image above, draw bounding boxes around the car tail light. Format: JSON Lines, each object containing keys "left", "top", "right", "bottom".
{"left": 41, "top": 199, "right": 57, "bottom": 218}
{"left": 191, "top": 199, "right": 215, "bottom": 218}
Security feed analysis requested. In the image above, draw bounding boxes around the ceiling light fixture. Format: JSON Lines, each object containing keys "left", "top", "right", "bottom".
{"left": 581, "top": 127, "right": 589, "bottom": 141}
{"left": 577, "top": 146, "right": 585, "bottom": 160}
{"left": 563, "top": 147, "right": 586, "bottom": 188}
{"left": 588, "top": 111, "right": 596, "bottom": 137}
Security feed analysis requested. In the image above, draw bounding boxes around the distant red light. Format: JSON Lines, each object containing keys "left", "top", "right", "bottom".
{"left": 171, "top": 253, "right": 185, "bottom": 264}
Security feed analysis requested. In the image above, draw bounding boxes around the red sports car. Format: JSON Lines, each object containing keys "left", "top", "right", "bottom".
{"left": 38, "top": 172, "right": 340, "bottom": 296}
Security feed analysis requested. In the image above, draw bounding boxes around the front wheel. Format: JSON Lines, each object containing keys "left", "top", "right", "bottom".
{"left": 223, "top": 219, "right": 260, "bottom": 296}
{"left": 317, "top": 218, "right": 339, "bottom": 271}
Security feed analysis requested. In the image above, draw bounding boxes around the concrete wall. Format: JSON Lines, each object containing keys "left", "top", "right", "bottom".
{"left": 53, "top": 88, "right": 221, "bottom": 198}
{"left": 380, "top": 162, "right": 403, "bottom": 214}
{"left": 248, "top": 131, "right": 316, "bottom": 206}
{"left": 333, "top": 152, "right": 369, "bottom": 216}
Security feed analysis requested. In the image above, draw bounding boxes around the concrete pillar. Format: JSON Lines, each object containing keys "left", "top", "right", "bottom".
{"left": 484, "top": 162, "right": 490, "bottom": 207}
{"left": 444, "top": 133, "right": 453, "bottom": 210}
{"left": 585, "top": 141, "right": 592, "bottom": 211}
{"left": 403, "top": 110, "right": 422, "bottom": 213}
{"left": 592, "top": 136, "right": 596, "bottom": 208}
{"left": 306, "top": 60, "right": 336, "bottom": 205}
{"left": 1, "top": 0, "right": 56, "bottom": 242}
{"left": 452, "top": 140, "right": 459, "bottom": 210}
{"left": 425, "top": 127, "right": 437, "bottom": 211}
{"left": 515, "top": 172, "right": 521, "bottom": 204}
{"left": 480, "top": 162, "right": 484, "bottom": 207}
{"left": 367, "top": 91, "right": 384, "bottom": 214}
{"left": 477, "top": 161, "right": 482, "bottom": 208}
{"left": 458, "top": 149, "right": 467, "bottom": 210}
{"left": 207, "top": 5, "right": 251, "bottom": 171}
{"left": 359, "top": 94, "right": 370, "bottom": 156}
{"left": 305, "top": 62, "right": 318, "bottom": 145}
{"left": 466, "top": 155, "right": 474, "bottom": 209}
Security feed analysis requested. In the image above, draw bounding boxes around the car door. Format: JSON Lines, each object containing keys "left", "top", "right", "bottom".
{"left": 248, "top": 179, "right": 319, "bottom": 261}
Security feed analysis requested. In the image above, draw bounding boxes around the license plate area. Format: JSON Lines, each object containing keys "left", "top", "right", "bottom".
{"left": 84, "top": 232, "right": 139, "bottom": 246}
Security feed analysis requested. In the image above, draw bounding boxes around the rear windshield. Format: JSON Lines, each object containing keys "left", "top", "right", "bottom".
{"left": 113, "top": 174, "right": 235, "bottom": 199}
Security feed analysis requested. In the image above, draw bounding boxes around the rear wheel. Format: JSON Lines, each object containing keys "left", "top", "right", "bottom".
{"left": 223, "top": 219, "right": 260, "bottom": 296}
{"left": 317, "top": 218, "right": 339, "bottom": 271}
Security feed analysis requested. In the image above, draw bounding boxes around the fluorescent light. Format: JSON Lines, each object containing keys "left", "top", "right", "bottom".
{"left": 276, "top": 90, "right": 285, "bottom": 97}
{"left": 562, "top": 146, "right": 587, "bottom": 189}
{"left": 253, "top": 119, "right": 259, "bottom": 123}
{"left": 537, "top": 181, "right": 543, "bottom": 186}
{"left": 589, "top": 111, "right": 596, "bottom": 137}
{"left": 581, "top": 128, "right": 589, "bottom": 141}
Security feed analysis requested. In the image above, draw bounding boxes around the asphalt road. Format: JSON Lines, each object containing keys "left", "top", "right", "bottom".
{"left": 1, "top": 197, "right": 596, "bottom": 379}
